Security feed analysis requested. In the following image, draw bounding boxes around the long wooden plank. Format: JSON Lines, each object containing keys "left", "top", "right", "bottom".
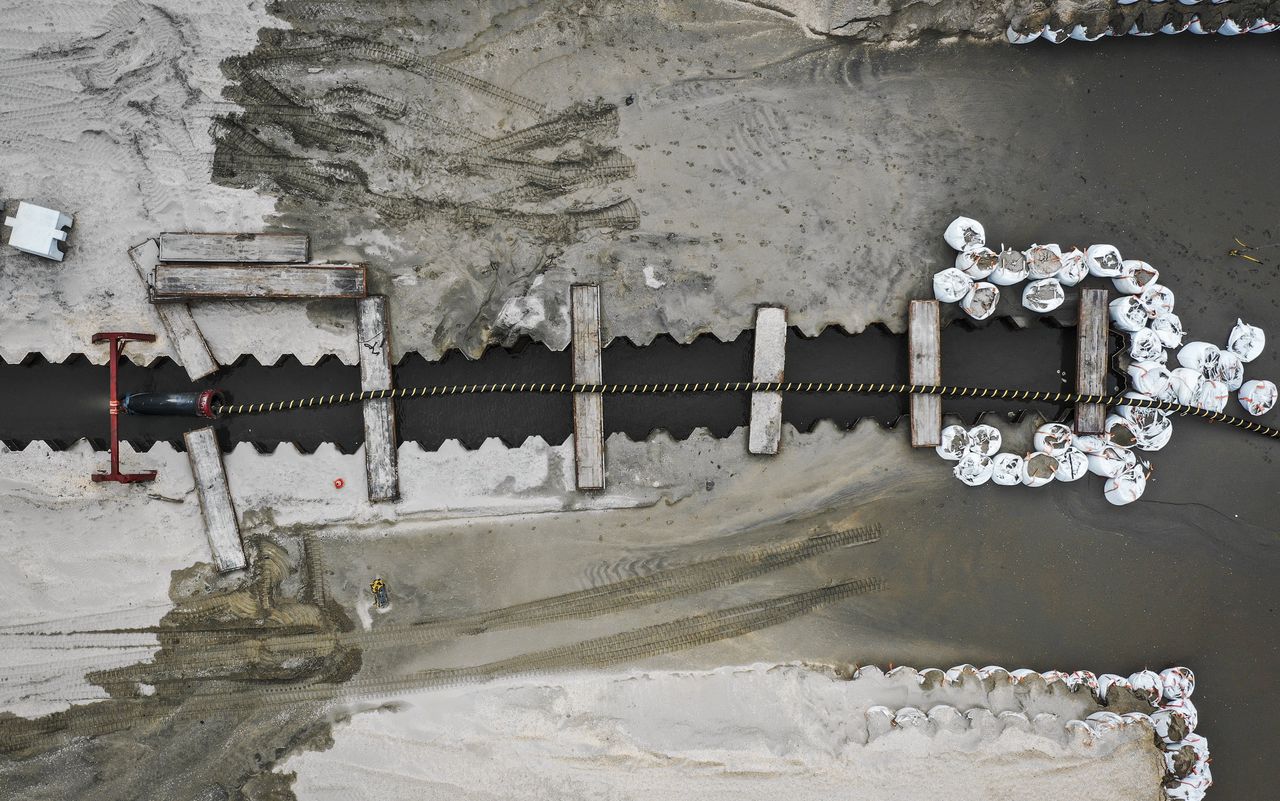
{"left": 748, "top": 306, "right": 787, "bottom": 455}
{"left": 159, "top": 232, "right": 309, "bottom": 263}
{"left": 358, "top": 296, "right": 399, "bottom": 503}
{"left": 1076, "top": 288, "right": 1109, "bottom": 434}
{"left": 128, "top": 240, "right": 219, "bottom": 380}
{"left": 571, "top": 284, "right": 605, "bottom": 490}
{"left": 151, "top": 263, "right": 367, "bottom": 301}
{"left": 908, "top": 300, "right": 942, "bottom": 448}
{"left": 183, "top": 427, "right": 245, "bottom": 573}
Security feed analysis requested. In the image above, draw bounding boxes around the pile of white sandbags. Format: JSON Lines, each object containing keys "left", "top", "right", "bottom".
{"left": 1095, "top": 666, "right": 1210, "bottom": 801}
{"left": 1008, "top": 15, "right": 1278, "bottom": 44}
{"left": 940, "top": 217, "right": 1100, "bottom": 320}
{"left": 935, "top": 216, "right": 1273, "bottom": 505}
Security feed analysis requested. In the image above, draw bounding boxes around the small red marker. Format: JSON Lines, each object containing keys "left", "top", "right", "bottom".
{"left": 333, "top": 478, "right": 345, "bottom": 489}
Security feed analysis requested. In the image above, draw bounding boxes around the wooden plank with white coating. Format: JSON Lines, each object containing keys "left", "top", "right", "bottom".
{"left": 151, "top": 263, "right": 367, "bottom": 301}
{"left": 183, "top": 427, "right": 245, "bottom": 573}
{"left": 159, "top": 232, "right": 309, "bottom": 263}
{"left": 1076, "top": 288, "right": 1109, "bottom": 434}
{"left": 908, "top": 300, "right": 942, "bottom": 448}
{"left": 571, "top": 284, "right": 605, "bottom": 490}
{"left": 358, "top": 296, "right": 399, "bottom": 503}
{"left": 748, "top": 306, "right": 786, "bottom": 455}
{"left": 128, "top": 241, "right": 219, "bottom": 380}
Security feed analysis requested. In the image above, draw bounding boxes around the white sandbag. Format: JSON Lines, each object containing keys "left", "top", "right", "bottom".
{"left": 991, "top": 453, "right": 1025, "bottom": 486}
{"left": 1057, "top": 247, "right": 1089, "bottom": 286}
{"left": 1025, "top": 244, "right": 1062, "bottom": 279}
{"left": 1021, "top": 452, "right": 1058, "bottom": 487}
{"left": 1128, "top": 361, "right": 1172, "bottom": 398}
{"left": 1113, "top": 260, "right": 1160, "bottom": 294}
{"left": 1104, "top": 461, "right": 1149, "bottom": 505}
{"left": 1086, "top": 244, "right": 1125, "bottom": 277}
{"left": 1151, "top": 708, "right": 1191, "bottom": 744}
{"left": 954, "top": 451, "right": 994, "bottom": 486}
{"left": 1166, "top": 732, "right": 1209, "bottom": 762}
{"left": 989, "top": 247, "right": 1029, "bottom": 286}
{"left": 1073, "top": 433, "right": 1108, "bottom": 455}
{"left": 1110, "top": 296, "right": 1150, "bottom": 333}
{"left": 1033, "top": 422, "right": 1074, "bottom": 456}
{"left": 933, "top": 267, "right": 974, "bottom": 303}
{"left": 1095, "top": 673, "right": 1131, "bottom": 703}
{"left": 1009, "top": 668, "right": 1038, "bottom": 681}
{"left": 1160, "top": 667, "right": 1196, "bottom": 702}
{"left": 1127, "top": 670, "right": 1163, "bottom": 704}
{"left": 1054, "top": 448, "right": 1089, "bottom": 481}
{"left": 1134, "top": 414, "right": 1173, "bottom": 451}
{"left": 966, "top": 424, "right": 1002, "bottom": 456}
{"left": 1129, "top": 327, "right": 1167, "bottom": 363}
{"left": 1168, "top": 367, "right": 1205, "bottom": 405}
{"left": 1104, "top": 415, "right": 1139, "bottom": 448}
{"left": 1176, "top": 341, "right": 1220, "bottom": 373}
{"left": 1041, "top": 25, "right": 1069, "bottom": 43}
{"left": 1085, "top": 711, "right": 1125, "bottom": 734}
{"left": 1088, "top": 445, "right": 1136, "bottom": 478}
{"left": 1068, "top": 24, "right": 1108, "bottom": 40}
{"left": 1238, "top": 379, "right": 1277, "bottom": 415}
{"left": 1227, "top": 318, "right": 1265, "bottom": 362}
{"left": 943, "top": 216, "right": 986, "bottom": 251}
{"left": 1220, "top": 17, "right": 1242, "bottom": 34}
{"left": 1162, "top": 19, "right": 1193, "bottom": 34}
{"left": 1022, "top": 278, "right": 1065, "bottom": 313}
{"left": 1249, "top": 19, "right": 1279, "bottom": 33}
{"left": 943, "top": 664, "right": 978, "bottom": 684}
{"left": 1068, "top": 670, "right": 1099, "bottom": 694}
{"left": 1150, "top": 311, "right": 1186, "bottom": 348}
{"left": 1116, "top": 393, "right": 1172, "bottom": 432}
{"left": 960, "top": 282, "right": 1000, "bottom": 320}
{"left": 1188, "top": 18, "right": 1207, "bottom": 34}
{"left": 1194, "top": 379, "right": 1229, "bottom": 412}
{"left": 1139, "top": 282, "right": 1176, "bottom": 316}
{"left": 956, "top": 247, "right": 999, "bottom": 279}
{"left": 1164, "top": 698, "right": 1198, "bottom": 732}
{"left": 1006, "top": 25, "right": 1042, "bottom": 43}
{"left": 894, "top": 706, "right": 929, "bottom": 728}
{"left": 936, "top": 424, "right": 969, "bottom": 460}
{"left": 1211, "top": 350, "right": 1244, "bottom": 391}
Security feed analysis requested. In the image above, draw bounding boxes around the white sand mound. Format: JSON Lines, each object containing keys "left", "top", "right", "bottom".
{"left": 283, "top": 664, "right": 1164, "bottom": 801}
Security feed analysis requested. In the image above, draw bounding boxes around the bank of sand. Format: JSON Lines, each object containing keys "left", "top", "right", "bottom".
{"left": 282, "top": 664, "right": 1164, "bottom": 801}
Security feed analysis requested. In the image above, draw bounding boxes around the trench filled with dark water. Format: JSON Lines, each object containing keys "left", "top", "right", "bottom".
{"left": 0, "top": 318, "right": 1119, "bottom": 452}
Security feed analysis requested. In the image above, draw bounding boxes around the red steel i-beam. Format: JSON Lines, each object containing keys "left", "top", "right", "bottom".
{"left": 91, "top": 331, "right": 158, "bottom": 484}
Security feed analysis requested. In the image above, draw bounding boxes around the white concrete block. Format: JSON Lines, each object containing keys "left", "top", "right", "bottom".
{"left": 4, "top": 201, "right": 73, "bottom": 261}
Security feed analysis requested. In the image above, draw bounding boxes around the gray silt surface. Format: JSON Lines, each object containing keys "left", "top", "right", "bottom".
{"left": 314, "top": 413, "right": 1274, "bottom": 801}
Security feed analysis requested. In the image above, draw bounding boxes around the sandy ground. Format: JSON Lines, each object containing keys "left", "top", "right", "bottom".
{"left": 281, "top": 665, "right": 1163, "bottom": 801}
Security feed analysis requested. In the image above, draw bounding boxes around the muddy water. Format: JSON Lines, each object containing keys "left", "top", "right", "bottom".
{"left": 0, "top": 320, "right": 1085, "bottom": 450}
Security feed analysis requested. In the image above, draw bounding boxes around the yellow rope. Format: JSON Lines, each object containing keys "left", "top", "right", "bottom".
{"left": 208, "top": 382, "right": 1280, "bottom": 439}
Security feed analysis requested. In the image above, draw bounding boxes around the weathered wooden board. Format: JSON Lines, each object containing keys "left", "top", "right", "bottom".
{"left": 129, "top": 240, "right": 219, "bottom": 380}
{"left": 571, "top": 284, "right": 605, "bottom": 491}
{"left": 1076, "top": 288, "right": 1109, "bottom": 434}
{"left": 184, "top": 427, "right": 245, "bottom": 573}
{"left": 908, "top": 299, "right": 942, "bottom": 448}
{"left": 748, "top": 306, "right": 787, "bottom": 455}
{"left": 159, "top": 232, "right": 309, "bottom": 263}
{"left": 358, "top": 296, "right": 399, "bottom": 503}
{"left": 151, "top": 264, "right": 366, "bottom": 301}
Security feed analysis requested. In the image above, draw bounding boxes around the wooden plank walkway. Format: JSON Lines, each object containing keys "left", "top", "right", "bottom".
{"left": 908, "top": 300, "right": 942, "bottom": 448}
{"left": 1076, "top": 288, "right": 1109, "bottom": 434}
{"left": 748, "top": 306, "right": 786, "bottom": 455}
{"left": 571, "top": 284, "right": 605, "bottom": 490}
{"left": 159, "top": 232, "right": 309, "bottom": 263}
{"left": 184, "top": 427, "right": 245, "bottom": 573}
{"left": 358, "top": 296, "right": 399, "bottom": 503}
{"left": 151, "top": 264, "right": 367, "bottom": 301}
{"left": 129, "top": 240, "right": 219, "bottom": 380}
